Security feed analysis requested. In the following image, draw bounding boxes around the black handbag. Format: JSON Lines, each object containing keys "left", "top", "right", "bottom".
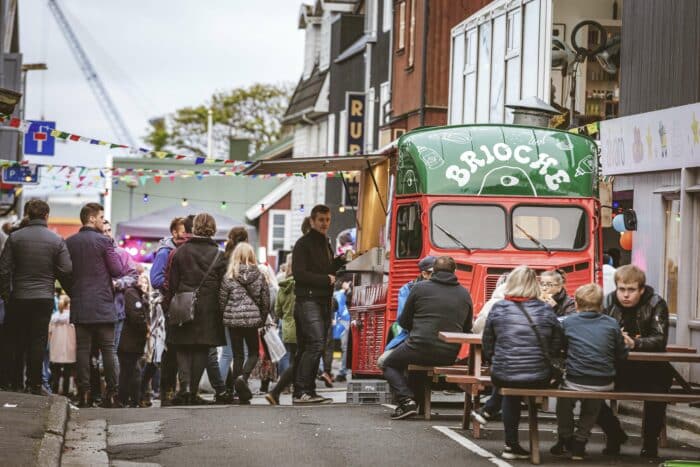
{"left": 514, "top": 301, "right": 565, "bottom": 387}
{"left": 168, "top": 251, "right": 221, "bottom": 327}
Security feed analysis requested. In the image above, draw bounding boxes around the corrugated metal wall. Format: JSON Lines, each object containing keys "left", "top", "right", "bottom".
{"left": 620, "top": 0, "right": 700, "bottom": 116}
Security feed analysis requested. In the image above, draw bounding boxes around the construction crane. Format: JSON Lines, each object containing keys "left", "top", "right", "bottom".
{"left": 47, "top": 0, "right": 136, "bottom": 147}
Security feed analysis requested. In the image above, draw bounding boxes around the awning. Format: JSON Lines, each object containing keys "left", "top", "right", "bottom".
{"left": 242, "top": 154, "right": 389, "bottom": 175}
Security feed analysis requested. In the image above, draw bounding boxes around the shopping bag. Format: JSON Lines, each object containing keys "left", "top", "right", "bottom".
{"left": 260, "top": 323, "right": 286, "bottom": 363}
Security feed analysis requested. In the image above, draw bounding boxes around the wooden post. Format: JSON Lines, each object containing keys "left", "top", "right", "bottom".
{"left": 528, "top": 396, "right": 541, "bottom": 465}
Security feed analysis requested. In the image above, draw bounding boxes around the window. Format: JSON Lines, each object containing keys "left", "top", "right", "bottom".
{"left": 383, "top": 0, "right": 392, "bottom": 32}
{"left": 408, "top": 0, "right": 416, "bottom": 67}
{"left": 663, "top": 198, "right": 680, "bottom": 315}
{"left": 342, "top": 175, "right": 360, "bottom": 207}
{"left": 506, "top": 10, "right": 521, "bottom": 56}
{"left": 431, "top": 204, "right": 507, "bottom": 250}
{"left": 268, "top": 210, "right": 291, "bottom": 252}
{"left": 397, "top": 1, "right": 406, "bottom": 51}
{"left": 379, "top": 81, "right": 390, "bottom": 125}
{"left": 512, "top": 206, "right": 588, "bottom": 251}
{"left": 395, "top": 203, "right": 422, "bottom": 259}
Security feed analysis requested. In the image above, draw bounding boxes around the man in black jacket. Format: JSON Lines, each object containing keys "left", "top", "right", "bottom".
{"left": 596, "top": 264, "right": 670, "bottom": 458}
{"left": 291, "top": 204, "right": 345, "bottom": 404}
{"left": 382, "top": 256, "right": 473, "bottom": 419}
{"left": 0, "top": 199, "right": 72, "bottom": 394}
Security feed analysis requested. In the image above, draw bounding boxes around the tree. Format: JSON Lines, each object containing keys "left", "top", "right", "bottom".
{"left": 144, "top": 82, "right": 293, "bottom": 157}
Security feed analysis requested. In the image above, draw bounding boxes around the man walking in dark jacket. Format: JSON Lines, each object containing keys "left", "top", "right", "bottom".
{"left": 596, "top": 264, "right": 670, "bottom": 458}
{"left": 0, "top": 199, "right": 72, "bottom": 394}
{"left": 383, "top": 256, "right": 473, "bottom": 419}
{"left": 291, "top": 205, "right": 345, "bottom": 404}
{"left": 66, "top": 203, "right": 127, "bottom": 407}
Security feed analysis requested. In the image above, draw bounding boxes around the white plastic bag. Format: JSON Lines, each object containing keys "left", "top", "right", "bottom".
{"left": 260, "top": 322, "right": 286, "bottom": 363}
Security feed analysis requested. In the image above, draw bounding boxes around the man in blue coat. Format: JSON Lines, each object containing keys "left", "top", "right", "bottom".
{"left": 66, "top": 203, "right": 127, "bottom": 407}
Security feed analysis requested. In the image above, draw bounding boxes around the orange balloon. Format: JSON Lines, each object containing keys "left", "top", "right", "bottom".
{"left": 620, "top": 231, "right": 633, "bottom": 250}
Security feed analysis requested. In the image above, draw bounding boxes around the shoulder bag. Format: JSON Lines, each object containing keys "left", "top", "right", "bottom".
{"left": 514, "top": 301, "right": 565, "bottom": 387}
{"left": 168, "top": 250, "right": 221, "bottom": 327}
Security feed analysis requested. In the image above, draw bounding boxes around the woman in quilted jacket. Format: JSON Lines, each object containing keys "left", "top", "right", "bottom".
{"left": 219, "top": 242, "right": 270, "bottom": 402}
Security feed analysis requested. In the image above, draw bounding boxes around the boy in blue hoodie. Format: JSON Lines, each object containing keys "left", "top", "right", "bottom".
{"left": 551, "top": 284, "right": 630, "bottom": 460}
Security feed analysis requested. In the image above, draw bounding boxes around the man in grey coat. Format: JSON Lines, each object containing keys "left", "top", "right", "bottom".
{"left": 0, "top": 199, "right": 72, "bottom": 394}
{"left": 66, "top": 203, "right": 127, "bottom": 407}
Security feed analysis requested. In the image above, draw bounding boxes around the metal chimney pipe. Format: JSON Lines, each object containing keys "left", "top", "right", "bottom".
{"left": 505, "top": 96, "right": 561, "bottom": 128}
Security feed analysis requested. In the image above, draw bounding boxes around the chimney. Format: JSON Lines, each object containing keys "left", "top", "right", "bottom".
{"left": 505, "top": 96, "right": 561, "bottom": 128}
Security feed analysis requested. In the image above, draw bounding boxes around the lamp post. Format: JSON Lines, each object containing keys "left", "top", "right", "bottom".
{"left": 207, "top": 108, "right": 213, "bottom": 158}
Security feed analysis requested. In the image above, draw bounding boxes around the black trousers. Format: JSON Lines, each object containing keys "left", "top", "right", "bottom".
{"left": 50, "top": 363, "right": 74, "bottom": 395}
{"left": 597, "top": 360, "right": 673, "bottom": 447}
{"left": 76, "top": 323, "right": 117, "bottom": 394}
{"left": 231, "top": 327, "right": 259, "bottom": 382}
{"left": 6, "top": 299, "right": 54, "bottom": 391}
{"left": 293, "top": 299, "right": 331, "bottom": 397}
{"left": 382, "top": 341, "right": 456, "bottom": 401}
{"left": 176, "top": 345, "right": 208, "bottom": 394}
{"left": 160, "top": 342, "right": 178, "bottom": 395}
{"left": 118, "top": 352, "right": 142, "bottom": 405}
{"left": 271, "top": 343, "right": 297, "bottom": 397}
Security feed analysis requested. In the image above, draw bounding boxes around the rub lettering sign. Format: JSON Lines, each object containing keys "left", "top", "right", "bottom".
{"left": 347, "top": 93, "right": 365, "bottom": 155}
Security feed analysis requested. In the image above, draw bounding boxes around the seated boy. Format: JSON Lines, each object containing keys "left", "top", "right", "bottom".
{"left": 551, "top": 284, "right": 630, "bottom": 460}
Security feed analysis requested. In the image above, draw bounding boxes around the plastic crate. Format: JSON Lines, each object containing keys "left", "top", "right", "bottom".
{"left": 347, "top": 380, "right": 390, "bottom": 393}
{"left": 347, "top": 391, "right": 393, "bottom": 405}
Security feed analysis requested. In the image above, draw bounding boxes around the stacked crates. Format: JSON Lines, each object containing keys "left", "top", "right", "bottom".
{"left": 346, "top": 380, "right": 392, "bottom": 404}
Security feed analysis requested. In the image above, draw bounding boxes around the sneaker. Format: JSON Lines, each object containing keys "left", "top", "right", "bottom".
{"left": 234, "top": 376, "right": 252, "bottom": 402}
{"left": 470, "top": 407, "right": 492, "bottom": 426}
{"left": 502, "top": 443, "right": 530, "bottom": 460}
{"left": 391, "top": 399, "right": 418, "bottom": 420}
{"left": 602, "top": 431, "right": 628, "bottom": 455}
{"left": 214, "top": 391, "right": 234, "bottom": 405}
{"left": 335, "top": 374, "right": 347, "bottom": 382}
{"left": 571, "top": 438, "right": 586, "bottom": 461}
{"left": 265, "top": 392, "right": 280, "bottom": 405}
{"left": 190, "top": 394, "right": 210, "bottom": 405}
{"left": 319, "top": 372, "right": 334, "bottom": 388}
{"left": 550, "top": 437, "right": 572, "bottom": 456}
{"left": 292, "top": 393, "right": 328, "bottom": 404}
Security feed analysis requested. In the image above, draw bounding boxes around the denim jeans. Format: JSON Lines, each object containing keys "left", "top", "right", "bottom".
{"left": 277, "top": 342, "right": 292, "bottom": 375}
{"left": 207, "top": 347, "right": 225, "bottom": 394}
{"left": 484, "top": 386, "right": 502, "bottom": 414}
{"left": 76, "top": 323, "right": 118, "bottom": 394}
{"left": 218, "top": 327, "right": 234, "bottom": 381}
{"left": 293, "top": 299, "right": 331, "bottom": 397}
{"left": 338, "top": 331, "right": 348, "bottom": 377}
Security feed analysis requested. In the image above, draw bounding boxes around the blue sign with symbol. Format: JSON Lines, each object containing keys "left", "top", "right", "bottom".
{"left": 1, "top": 165, "right": 39, "bottom": 185}
{"left": 24, "top": 120, "right": 56, "bottom": 156}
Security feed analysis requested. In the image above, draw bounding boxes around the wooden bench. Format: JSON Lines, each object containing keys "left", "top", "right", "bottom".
{"left": 407, "top": 364, "right": 469, "bottom": 420}
{"left": 499, "top": 388, "right": 700, "bottom": 465}
{"left": 446, "top": 374, "right": 492, "bottom": 437}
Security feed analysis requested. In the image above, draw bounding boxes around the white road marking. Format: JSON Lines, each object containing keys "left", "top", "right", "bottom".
{"left": 433, "top": 425, "right": 513, "bottom": 467}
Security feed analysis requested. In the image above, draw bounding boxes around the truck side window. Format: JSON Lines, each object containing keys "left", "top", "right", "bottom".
{"left": 396, "top": 204, "right": 422, "bottom": 259}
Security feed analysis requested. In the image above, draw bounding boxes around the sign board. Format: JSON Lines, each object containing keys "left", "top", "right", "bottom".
{"left": 24, "top": 120, "right": 56, "bottom": 156}
{"left": 346, "top": 93, "right": 365, "bottom": 155}
{"left": 1, "top": 164, "right": 39, "bottom": 185}
{"left": 397, "top": 125, "right": 597, "bottom": 197}
{"left": 600, "top": 102, "right": 700, "bottom": 175}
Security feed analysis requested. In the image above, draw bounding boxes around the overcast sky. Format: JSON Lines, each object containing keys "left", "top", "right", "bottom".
{"left": 19, "top": 0, "right": 305, "bottom": 192}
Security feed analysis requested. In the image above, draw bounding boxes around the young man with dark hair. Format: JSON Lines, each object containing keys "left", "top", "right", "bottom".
{"left": 0, "top": 199, "right": 72, "bottom": 394}
{"left": 382, "top": 256, "right": 473, "bottom": 419}
{"left": 596, "top": 265, "right": 670, "bottom": 458}
{"left": 291, "top": 204, "right": 345, "bottom": 404}
{"left": 66, "top": 203, "right": 128, "bottom": 407}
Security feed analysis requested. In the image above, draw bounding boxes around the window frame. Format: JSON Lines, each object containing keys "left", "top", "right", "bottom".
{"left": 662, "top": 197, "right": 681, "bottom": 316}
{"left": 394, "top": 202, "right": 423, "bottom": 259}
{"left": 510, "top": 204, "right": 589, "bottom": 252}
{"left": 429, "top": 203, "right": 508, "bottom": 251}
{"left": 397, "top": 1, "right": 406, "bottom": 52}
{"left": 267, "top": 209, "right": 291, "bottom": 253}
{"left": 341, "top": 175, "right": 360, "bottom": 208}
{"left": 407, "top": 0, "right": 416, "bottom": 68}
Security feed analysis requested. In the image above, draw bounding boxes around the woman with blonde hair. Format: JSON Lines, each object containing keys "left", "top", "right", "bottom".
{"left": 219, "top": 242, "right": 270, "bottom": 403}
{"left": 482, "top": 265, "right": 563, "bottom": 460}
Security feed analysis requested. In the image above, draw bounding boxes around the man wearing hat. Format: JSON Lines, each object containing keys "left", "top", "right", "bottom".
{"left": 381, "top": 256, "right": 473, "bottom": 420}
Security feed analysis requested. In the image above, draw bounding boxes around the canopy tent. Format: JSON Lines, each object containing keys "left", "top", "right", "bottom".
{"left": 116, "top": 204, "right": 256, "bottom": 243}
{"left": 242, "top": 154, "right": 388, "bottom": 175}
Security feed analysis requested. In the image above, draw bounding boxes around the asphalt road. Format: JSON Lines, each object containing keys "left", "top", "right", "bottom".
{"left": 71, "top": 396, "right": 700, "bottom": 467}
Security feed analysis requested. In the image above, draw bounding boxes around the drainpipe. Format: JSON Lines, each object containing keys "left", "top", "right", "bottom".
{"left": 301, "top": 112, "right": 316, "bottom": 126}
{"left": 419, "top": 0, "right": 429, "bottom": 127}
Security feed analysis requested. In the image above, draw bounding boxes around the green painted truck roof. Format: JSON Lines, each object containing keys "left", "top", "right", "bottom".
{"left": 396, "top": 124, "right": 598, "bottom": 197}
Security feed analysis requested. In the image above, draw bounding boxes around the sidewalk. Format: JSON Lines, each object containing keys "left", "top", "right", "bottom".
{"left": 621, "top": 401, "right": 700, "bottom": 436}
{"left": 0, "top": 391, "right": 69, "bottom": 467}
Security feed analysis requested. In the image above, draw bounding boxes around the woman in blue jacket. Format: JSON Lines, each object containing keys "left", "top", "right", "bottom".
{"left": 482, "top": 266, "right": 563, "bottom": 460}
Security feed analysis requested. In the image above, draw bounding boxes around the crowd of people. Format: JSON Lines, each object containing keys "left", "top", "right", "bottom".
{"left": 381, "top": 255, "right": 670, "bottom": 461}
{"left": 0, "top": 200, "right": 351, "bottom": 408}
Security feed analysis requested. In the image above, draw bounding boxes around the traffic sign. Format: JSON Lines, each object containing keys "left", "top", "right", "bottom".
{"left": 1, "top": 164, "right": 39, "bottom": 185}
{"left": 24, "top": 120, "right": 56, "bottom": 156}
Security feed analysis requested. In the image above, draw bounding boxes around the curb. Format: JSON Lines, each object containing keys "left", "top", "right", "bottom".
{"left": 36, "top": 395, "right": 70, "bottom": 467}
{"left": 619, "top": 401, "right": 700, "bottom": 436}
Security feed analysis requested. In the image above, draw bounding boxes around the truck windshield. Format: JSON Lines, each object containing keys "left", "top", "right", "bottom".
{"left": 512, "top": 205, "right": 587, "bottom": 251}
{"left": 431, "top": 204, "right": 507, "bottom": 250}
